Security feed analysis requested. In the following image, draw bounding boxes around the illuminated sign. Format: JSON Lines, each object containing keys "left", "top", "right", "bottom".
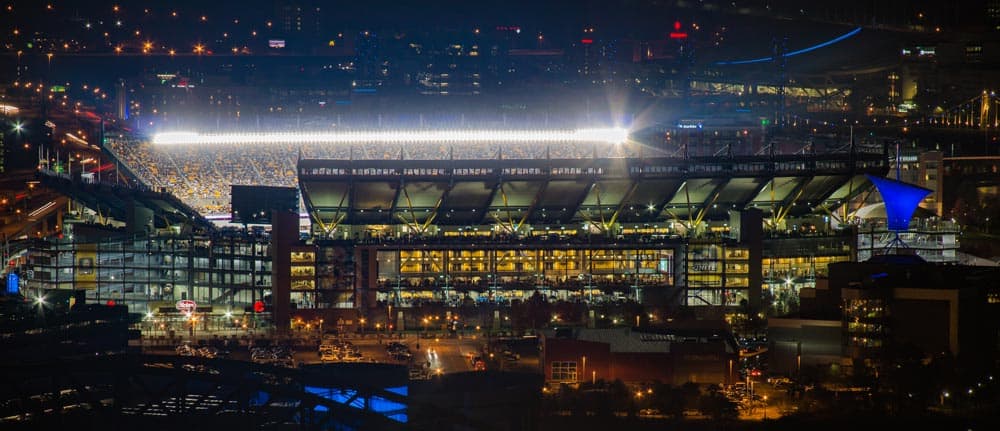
{"left": 253, "top": 300, "right": 265, "bottom": 313}
{"left": 268, "top": 39, "right": 286, "bottom": 49}
{"left": 176, "top": 299, "right": 197, "bottom": 313}
{"left": 581, "top": 39, "right": 593, "bottom": 45}
{"left": 669, "top": 21, "right": 688, "bottom": 39}
{"left": 6, "top": 273, "right": 18, "bottom": 295}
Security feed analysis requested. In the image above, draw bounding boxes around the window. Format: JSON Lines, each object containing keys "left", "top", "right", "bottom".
{"left": 551, "top": 361, "right": 577, "bottom": 381}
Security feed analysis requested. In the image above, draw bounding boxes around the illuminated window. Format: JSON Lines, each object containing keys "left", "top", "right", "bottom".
{"left": 551, "top": 361, "right": 577, "bottom": 381}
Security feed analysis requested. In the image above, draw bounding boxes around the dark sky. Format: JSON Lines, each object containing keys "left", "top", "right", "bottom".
{"left": 7, "top": 0, "right": 994, "bottom": 41}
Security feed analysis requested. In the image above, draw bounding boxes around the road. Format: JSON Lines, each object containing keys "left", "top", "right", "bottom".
{"left": 145, "top": 333, "right": 488, "bottom": 375}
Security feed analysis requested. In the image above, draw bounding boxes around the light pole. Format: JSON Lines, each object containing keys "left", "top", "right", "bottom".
{"left": 762, "top": 395, "right": 768, "bottom": 419}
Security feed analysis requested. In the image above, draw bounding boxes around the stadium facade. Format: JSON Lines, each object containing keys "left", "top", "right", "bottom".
{"left": 12, "top": 129, "right": 893, "bottom": 331}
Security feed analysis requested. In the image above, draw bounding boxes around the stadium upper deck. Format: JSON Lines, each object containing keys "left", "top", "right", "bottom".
{"left": 298, "top": 148, "right": 888, "bottom": 236}
{"left": 102, "top": 128, "right": 886, "bottom": 219}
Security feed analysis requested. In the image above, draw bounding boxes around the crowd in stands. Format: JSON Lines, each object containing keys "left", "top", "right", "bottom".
{"left": 105, "top": 126, "right": 857, "bottom": 216}
{"left": 105, "top": 133, "right": 675, "bottom": 215}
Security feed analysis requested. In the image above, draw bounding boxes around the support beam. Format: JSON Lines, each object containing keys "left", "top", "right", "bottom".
{"left": 773, "top": 176, "right": 811, "bottom": 225}
{"left": 518, "top": 181, "right": 549, "bottom": 229}
{"left": 564, "top": 178, "right": 598, "bottom": 224}
{"left": 492, "top": 182, "right": 519, "bottom": 234}
{"left": 398, "top": 184, "right": 424, "bottom": 233}
{"left": 740, "top": 177, "right": 773, "bottom": 210}
{"left": 419, "top": 181, "right": 453, "bottom": 232}
{"left": 311, "top": 186, "right": 351, "bottom": 236}
{"left": 477, "top": 179, "right": 503, "bottom": 225}
{"left": 691, "top": 180, "right": 727, "bottom": 228}
{"left": 346, "top": 179, "right": 356, "bottom": 225}
{"left": 655, "top": 180, "right": 687, "bottom": 221}
{"left": 388, "top": 179, "right": 404, "bottom": 223}
{"left": 603, "top": 180, "right": 639, "bottom": 231}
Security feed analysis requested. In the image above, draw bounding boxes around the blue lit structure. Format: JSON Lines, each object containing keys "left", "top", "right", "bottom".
{"left": 866, "top": 175, "right": 931, "bottom": 231}
{"left": 715, "top": 27, "right": 862, "bottom": 65}
{"left": 304, "top": 385, "right": 408, "bottom": 423}
{"left": 6, "top": 273, "right": 18, "bottom": 295}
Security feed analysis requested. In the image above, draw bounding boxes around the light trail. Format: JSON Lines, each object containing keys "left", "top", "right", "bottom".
{"left": 715, "top": 27, "right": 862, "bottom": 65}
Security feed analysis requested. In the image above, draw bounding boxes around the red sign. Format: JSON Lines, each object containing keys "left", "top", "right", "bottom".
{"left": 176, "top": 299, "right": 197, "bottom": 313}
{"left": 253, "top": 300, "right": 265, "bottom": 313}
{"left": 106, "top": 299, "right": 116, "bottom": 307}
{"left": 581, "top": 39, "right": 593, "bottom": 45}
{"left": 669, "top": 20, "right": 688, "bottom": 39}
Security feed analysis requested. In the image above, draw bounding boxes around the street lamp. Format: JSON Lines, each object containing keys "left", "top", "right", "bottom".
{"left": 762, "top": 395, "right": 768, "bottom": 419}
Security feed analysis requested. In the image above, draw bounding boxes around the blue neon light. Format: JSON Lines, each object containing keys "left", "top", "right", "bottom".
{"left": 304, "top": 385, "right": 408, "bottom": 423}
{"left": 866, "top": 175, "right": 931, "bottom": 231}
{"left": 715, "top": 27, "right": 862, "bottom": 65}
{"left": 6, "top": 273, "right": 19, "bottom": 295}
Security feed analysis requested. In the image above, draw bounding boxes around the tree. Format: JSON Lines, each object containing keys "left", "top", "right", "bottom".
{"left": 698, "top": 391, "right": 739, "bottom": 420}
{"left": 649, "top": 381, "right": 684, "bottom": 419}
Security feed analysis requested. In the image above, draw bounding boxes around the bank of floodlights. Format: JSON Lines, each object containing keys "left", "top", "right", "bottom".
{"left": 151, "top": 128, "right": 629, "bottom": 146}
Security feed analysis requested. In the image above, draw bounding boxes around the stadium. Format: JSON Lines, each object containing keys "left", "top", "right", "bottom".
{"left": 24, "top": 122, "right": 890, "bottom": 331}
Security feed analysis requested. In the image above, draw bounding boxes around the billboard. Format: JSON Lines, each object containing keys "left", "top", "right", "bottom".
{"left": 75, "top": 244, "right": 97, "bottom": 289}
{"left": 231, "top": 185, "right": 299, "bottom": 225}
{"left": 268, "top": 39, "right": 286, "bottom": 49}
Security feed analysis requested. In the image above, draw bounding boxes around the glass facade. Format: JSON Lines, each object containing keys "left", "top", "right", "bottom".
{"left": 22, "top": 233, "right": 272, "bottom": 313}
{"left": 685, "top": 243, "right": 749, "bottom": 307}
{"left": 374, "top": 246, "right": 675, "bottom": 306}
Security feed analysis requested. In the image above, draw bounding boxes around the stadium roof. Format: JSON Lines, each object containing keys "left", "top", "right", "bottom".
{"left": 39, "top": 172, "right": 213, "bottom": 231}
{"left": 298, "top": 152, "right": 888, "bottom": 232}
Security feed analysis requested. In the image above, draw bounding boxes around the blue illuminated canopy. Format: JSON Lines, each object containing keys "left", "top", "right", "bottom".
{"left": 866, "top": 175, "right": 931, "bottom": 231}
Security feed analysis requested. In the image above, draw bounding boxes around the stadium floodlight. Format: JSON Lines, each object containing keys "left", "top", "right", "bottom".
{"left": 151, "top": 128, "right": 630, "bottom": 146}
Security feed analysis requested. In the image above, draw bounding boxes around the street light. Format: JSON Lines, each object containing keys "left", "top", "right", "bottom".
{"left": 762, "top": 395, "right": 768, "bottom": 419}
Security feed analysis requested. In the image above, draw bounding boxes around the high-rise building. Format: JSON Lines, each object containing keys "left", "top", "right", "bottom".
{"left": 989, "top": 0, "right": 1000, "bottom": 30}
{"left": 0, "top": 129, "right": 6, "bottom": 175}
{"left": 275, "top": 0, "right": 322, "bottom": 38}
